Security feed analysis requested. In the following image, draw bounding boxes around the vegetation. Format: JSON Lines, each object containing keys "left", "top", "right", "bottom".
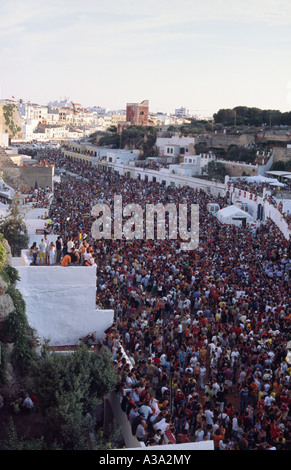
{"left": 223, "top": 144, "right": 257, "bottom": 164}
{"left": 0, "top": 415, "right": 122, "bottom": 450}
{"left": 194, "top": 141, "right": 209, "bottom": 155}
{"left": 202, "top": 160, "right": 229, "bottom": 183}
{"left": 270, "top": 160, "right": 291, "bottom": 172}
{"left": 0, "top": 197, "right": 29, "bottom": 256}
{"left": 98, "top": 125, "right": 158, "bottom": 157}
{"left": 0, "top": 260, "right": 37, "bottom": 382}
{"left": 213, "top": 106, "right": 291, "bottom": 127}
{"left": 4, "top": 282, "right": 37, "bottom": 377}
{"left": 0, "top": 417, "right": 47, "bottom": 450}
{"left": 30, "top": 343, "right": 119, "bottom": 450}
{"left": 176, "top": 119, "right": 218, "bottom": 135}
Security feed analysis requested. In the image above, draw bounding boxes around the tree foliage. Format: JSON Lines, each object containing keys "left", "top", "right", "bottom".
{"left": 4, "top": 283, "right": 37, "bottom": 376}
{"left": 225, "top": 144, "right": 257, "bottom": 164}
{"left": 0, "top": 247, "right": 36, "bottom": 381}
{"left": 0, "top": 198, "right": 29, "bottom": 256}
{"left": 270, "top": 160, "right": 291, "bottom": 172}
{"left": 203, "top": 160, "right": 229, "bottom": 182}
{"left": 213, "top": 106, "right": 291, "bottom": 127}
{"left": 32, "top": 344, "right": 118, "bottom": 449}
{"left": 98, "top": 125, "right": 158, "bottom": 156}
{"left": 0, "top": 417, "right": 46, "bottom": 450}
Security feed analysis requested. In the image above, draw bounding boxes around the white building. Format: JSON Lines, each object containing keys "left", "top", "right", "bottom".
{"left": 168, "top": 155, "right": 202, "bottom": 177}
{"left": 174, "top": 106, "right": 189, "bottom": 117}
{"left": 155, "top": 135, "right": 195, "bottom": 159}
{"left": 103, "top": 150, "right": 140, "bottom": 165}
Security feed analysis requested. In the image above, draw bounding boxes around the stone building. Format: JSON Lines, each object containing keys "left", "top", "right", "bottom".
{"left": 126, "top": 100, "right": 149, "bottom": 126}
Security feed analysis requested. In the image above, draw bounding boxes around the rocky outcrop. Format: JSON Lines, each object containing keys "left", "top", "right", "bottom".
{"left": 0, "top": 293, "right": 15, "bottom": 320}
{"left": 0, "top": 103, "right": 23, "bottom": 140}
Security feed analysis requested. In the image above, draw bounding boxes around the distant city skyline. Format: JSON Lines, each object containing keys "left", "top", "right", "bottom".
{"left": 1, "top": 0, "right": 291, "bottom": 117}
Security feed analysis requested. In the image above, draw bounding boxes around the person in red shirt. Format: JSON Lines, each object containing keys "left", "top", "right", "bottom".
{"left": 175, "top": 389, "right": 186, "bottom": 405}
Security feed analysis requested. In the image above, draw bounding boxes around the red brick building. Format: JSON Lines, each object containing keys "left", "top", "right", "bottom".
{"left": 126, "top": 100, "right": 149, "bottom": 126}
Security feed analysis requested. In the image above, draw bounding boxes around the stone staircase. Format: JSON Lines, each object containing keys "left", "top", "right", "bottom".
{"left": 0, "top": 147, "right": 21, "bottom": 190}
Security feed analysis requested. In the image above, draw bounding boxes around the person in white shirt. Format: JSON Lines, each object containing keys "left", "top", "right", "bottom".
{"left": 194, "top": 424, "right": 205, "bottom": 442}
{"left": 38, "top": 239, "right": 47, "bottom": 265}
{"left": 67, "top": 237, "right": 74, "bottom": 253}
{"left": 205, "top": 405, "right": 214, "bottom": 426}
{"left": 264, "top": 392, "right": 275, "bottom": 407}
{"left": 232, "top": 411, "right": 239, "bottom": 440}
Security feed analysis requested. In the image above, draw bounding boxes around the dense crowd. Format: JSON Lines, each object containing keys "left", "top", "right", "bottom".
{"left": 34, "top": 149, "right": 291, "bottom": 450}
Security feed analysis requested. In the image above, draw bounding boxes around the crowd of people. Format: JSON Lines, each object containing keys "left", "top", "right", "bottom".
{"left": 30, "top": 148, "right": 290, "bottom": 450}
{"left": 23, "top": 186, "right": 52, "bottom": 208}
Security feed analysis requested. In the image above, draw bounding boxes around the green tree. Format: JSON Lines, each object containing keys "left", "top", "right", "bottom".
{"left": 98, "top": 133, "right": 121, "bottom": 148}
{"left": 0, "top": 198, "right": 29, "bottom": 256}
{"left": 194, "top": 142, "right": 209, "bottom": 155}
{"left": 0, "top": 417, "right": 46, "bottom": 450}
{"left": 213, "top": 105, "right": 291, "bottom": 127}
{"left": 270, "top": 160, "right": 286, "bottom": 171}
{"left": 213, "top": 108, "right": 236, "bottom": 125}
{"left": 225, "top": 145, "right": 257, "bottom": 164}
{"left": 203, "top": 160, "right": 228, "bottom": 182}
{"left": 4, "top": 280, "right": 37, "bottom": 377}
{"left": 32, "top": 343, "right": 118, "bottom": 450}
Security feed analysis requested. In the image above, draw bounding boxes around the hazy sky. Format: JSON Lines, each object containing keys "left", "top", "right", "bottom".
{"left": 1, "top": 0, "right": 291, "bottom": 116}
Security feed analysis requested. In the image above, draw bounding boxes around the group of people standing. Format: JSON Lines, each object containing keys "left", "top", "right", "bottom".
{"left": 29, "top": 236, "right": 56, "bottom": 265}
{"left": 29, "top": 234, "right": 97, "bottom": 268}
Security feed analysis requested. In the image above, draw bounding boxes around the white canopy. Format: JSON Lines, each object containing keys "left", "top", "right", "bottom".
{"left": 217, "top": 205, "right": 253, "bottom": 226}
{"left": 266, "top": 171, "right": 291, "bottom": 177}
{"left": 231, "top": 175, "right": 284, "bottom": 185}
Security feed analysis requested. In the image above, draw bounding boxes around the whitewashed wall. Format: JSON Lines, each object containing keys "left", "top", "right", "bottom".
{"left": 102, "top": 162, "right": 225, "bottom": 197}
{"left": 15, "top": 260, "right": 114, "bottom": 347}
{"left": 229, "top": 185, "right": 290, "bottom": 239}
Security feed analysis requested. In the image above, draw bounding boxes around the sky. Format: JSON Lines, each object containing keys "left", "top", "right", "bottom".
{"left": 0, "top": 0, "right": 291, "bottom": 117}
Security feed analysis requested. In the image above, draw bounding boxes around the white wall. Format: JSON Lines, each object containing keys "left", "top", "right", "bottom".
{"left": 101, "top": 161, "right": 226, "bottom": 197}
{"left": 1, "top": 133, "right": 9, "bottom": 147}
{"left": 229, "top": 185, "right": 290, "bottom": 239}
{"left": 15, "top": 261, "right": 114, "bottom": 347}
